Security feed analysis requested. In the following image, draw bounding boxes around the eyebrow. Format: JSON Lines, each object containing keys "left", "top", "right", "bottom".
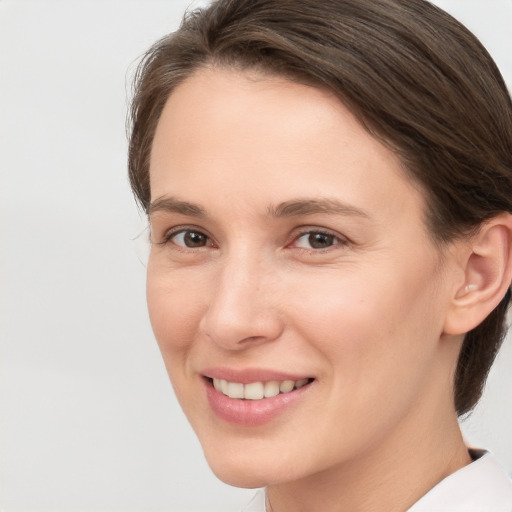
{"left": 149, "top": 196, "right": 205, "bottom": 217}
{"left": 268, "top": 198, "right": 370, "bottom": 219}
{"left": 149, "top": 196, "right": 370, "bottom": 220}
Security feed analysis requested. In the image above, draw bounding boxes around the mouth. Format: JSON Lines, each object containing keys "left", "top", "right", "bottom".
{"left": 207, "top": 377, "right": 314, "bottom": 400}
{"left": 201, "top": 369, "right": 315, "bottom": 425}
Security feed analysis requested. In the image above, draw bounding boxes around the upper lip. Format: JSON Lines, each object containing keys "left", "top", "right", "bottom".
{"left": 201, "top": 367, "right": 313, "bottom": 384}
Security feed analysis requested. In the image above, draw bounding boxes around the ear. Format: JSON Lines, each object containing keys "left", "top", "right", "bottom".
{"left": 443, "top": 213, "right": 512, "bottom": 335}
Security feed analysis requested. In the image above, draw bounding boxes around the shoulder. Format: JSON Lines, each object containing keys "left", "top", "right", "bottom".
{"left": 409, "top": 449, "right": 512, "bottom": 512}
{"left": 240, "top": 451, "right": 512, "bottom": 512}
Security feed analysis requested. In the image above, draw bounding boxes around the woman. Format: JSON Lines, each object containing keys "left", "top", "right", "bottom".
{"left": 128, "top": 0, "right": 512, "bottom": 510}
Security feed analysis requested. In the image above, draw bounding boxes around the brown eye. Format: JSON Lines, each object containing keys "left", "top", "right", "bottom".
{"left": 171, "top": 230, "right": 210, "bottom": 248}
{"left": 294, "top": 231, "right": 339, "bottom": 250}
{"left": 309, "top": 232, "right": 335, "bottom": 248}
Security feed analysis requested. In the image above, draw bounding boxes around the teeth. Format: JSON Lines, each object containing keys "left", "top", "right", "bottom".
{"left": 212, "top": 377, "right": 311, "bottom": 400}
{"left": 244, "top": 382, "right": 264, "bottom": 400}
{"left": 227, "top": 381, "right": 244, "bottom": 399}
{"left": 264, "top": 381, "right": 280, "bottom": 398}
{"left": 279, "top": 380, "right": 295, "bottom": 393}
{"left": 295, "top": 378, "right": 308, "bottom": 389}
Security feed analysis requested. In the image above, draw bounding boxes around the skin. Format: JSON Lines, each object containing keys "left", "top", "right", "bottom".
{"left": 147, "top": 67, "right": 472, "bottom": 512}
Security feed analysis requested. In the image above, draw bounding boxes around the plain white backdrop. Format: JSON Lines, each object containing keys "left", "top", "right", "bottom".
{"left": 0, "top": 1, "right": 511, "bottom": 511}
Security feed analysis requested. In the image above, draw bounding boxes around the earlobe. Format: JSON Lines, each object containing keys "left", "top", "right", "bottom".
{"left": 444, "top": 213, "right": 512, "bottom": 335}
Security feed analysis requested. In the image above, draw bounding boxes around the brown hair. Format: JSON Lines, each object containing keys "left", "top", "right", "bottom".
{"left": 128, "top": 0, "right": 512, "bottom": 415}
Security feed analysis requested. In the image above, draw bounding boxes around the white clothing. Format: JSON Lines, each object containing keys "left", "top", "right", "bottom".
{"left": 241, "top": 450, "right": 512, "bottom": 512}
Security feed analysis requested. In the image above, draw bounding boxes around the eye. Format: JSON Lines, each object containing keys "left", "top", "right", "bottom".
{"left": 168, "top": 229, "right": 212, "bottom": 248}
{"left": 293, "top": 230, "right": 342, "bottom": 250}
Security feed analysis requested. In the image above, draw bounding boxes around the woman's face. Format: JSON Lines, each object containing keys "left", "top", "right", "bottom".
{"left": 147, "top": 68, "right": 460, "bottom": 487}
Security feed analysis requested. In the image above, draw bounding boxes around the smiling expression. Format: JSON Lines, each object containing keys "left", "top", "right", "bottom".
{"left": 146, "top": 67, "right": 461, "bottom": 488}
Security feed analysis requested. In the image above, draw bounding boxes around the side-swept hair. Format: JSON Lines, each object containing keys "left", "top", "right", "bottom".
{"left": 128, "top": 0, "right": 512, "bottom": 415}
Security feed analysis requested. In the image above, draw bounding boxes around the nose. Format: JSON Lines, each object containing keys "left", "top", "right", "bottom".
{"left": 199, "top": 252, "right": 284, "bottom": 350}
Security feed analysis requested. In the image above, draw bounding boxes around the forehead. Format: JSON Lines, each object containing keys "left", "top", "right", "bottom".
{"left": 149, "top": 67, "right": 427, "bottom": 228}
{"left": 150, "top": 67, "right": 357, "bottom": 174}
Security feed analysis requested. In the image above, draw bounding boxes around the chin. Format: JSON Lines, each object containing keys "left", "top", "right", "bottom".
{"left": 211, "top": 467, "right": 268, "bottom": 489}
{"left": 202, "top": 444, "right": 293, "bottom": 489}
{"left": 205, "top": 456, "right": 269, "bottom": 488}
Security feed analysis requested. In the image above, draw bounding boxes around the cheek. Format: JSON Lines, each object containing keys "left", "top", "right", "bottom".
{"left": 279, "top": 267, "right": 447, "bottom": 451}
{"left": 146, "top": 263, "right": 205, "bottom": 355}
{"left": 284, "top": 258, "right": 445, "bottom": 379}
{"left": 146, "top": 264, "right": 209, "bottom": 413}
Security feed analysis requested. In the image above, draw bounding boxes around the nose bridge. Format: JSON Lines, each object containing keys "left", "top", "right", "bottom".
{"left": 199, "top": 244, "right": 282, "bottom": 348}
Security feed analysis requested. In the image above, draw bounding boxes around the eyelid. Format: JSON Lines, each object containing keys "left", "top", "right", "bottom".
{"left": 157, "top": 225, "right": 216, "bottom": 247}
{"left": 153, "top": 223, "right": 348, "bottom": 251}
{"left": 288, "top": 226, "right": 349, "bottom": 250}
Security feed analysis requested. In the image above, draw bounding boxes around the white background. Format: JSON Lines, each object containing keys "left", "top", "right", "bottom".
{"left": 1, "top": 1, "right": 511, "bottom": 511}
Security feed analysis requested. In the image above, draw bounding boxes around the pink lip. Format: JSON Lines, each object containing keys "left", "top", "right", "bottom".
{"left": 202, "top": 369, "right": 314, "bottom": 426}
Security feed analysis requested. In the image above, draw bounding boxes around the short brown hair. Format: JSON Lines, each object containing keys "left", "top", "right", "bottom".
{"left": 128, "top": 0, "right": 512, "bottom": 415}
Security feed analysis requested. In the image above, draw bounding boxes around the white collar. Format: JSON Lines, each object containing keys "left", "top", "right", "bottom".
{"left": 241, "top": 450, "right": 512, "bottom": 512}
{"left": 241, "top": 488, "right": 266, "bottom": 512}
{"left": 408, "top": 449, "right": 512, "bottom": 511}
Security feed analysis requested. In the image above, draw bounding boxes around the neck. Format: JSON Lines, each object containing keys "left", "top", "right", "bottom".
{"left": 266, "top": 405, "right": 471, "bottom": 512}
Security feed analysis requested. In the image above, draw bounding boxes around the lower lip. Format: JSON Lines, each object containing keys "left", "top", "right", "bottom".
{"left": 204, "top": 379, "right": 312, "bottom": 426}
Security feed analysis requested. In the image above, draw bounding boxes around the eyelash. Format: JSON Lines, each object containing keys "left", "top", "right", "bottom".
{"left": 290, "top": 228, "right": 347, "bottom": 252}
{"left": 159, "top": 226, "right": 347, "bottom": 253}
{"left": 159, "top": 226, "right": 216, "bottom": 249}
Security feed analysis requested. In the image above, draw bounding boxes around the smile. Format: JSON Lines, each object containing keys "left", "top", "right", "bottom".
{"left": 212, "top": 378, "right": 311, "bottom": 400}
{"left": 204, "top": 373, "right": 315, "bottom": 425}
